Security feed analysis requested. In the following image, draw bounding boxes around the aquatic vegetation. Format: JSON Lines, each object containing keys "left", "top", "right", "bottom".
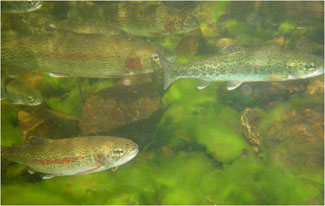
{"left": 279, "top": 21, "right": 297, "bottom": 34}
{"left": 159, "top": 79, "right": 247, "bottom": 163}
{"left": 1, "top": 103, "right": 21, "bottom": 146}
{"left": 46, "top": 87, "right": 83, "bottom": 116}
{"left": 1, "top": 1, "right": 323, "bottom": 205}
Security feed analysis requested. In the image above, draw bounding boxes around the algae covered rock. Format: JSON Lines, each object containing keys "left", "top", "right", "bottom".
{"left": 159, "top": 79, "right": 247, "bottom": 163}
{"left": 80, "top": 82, "right": 161, "bottom": 135}
{"left": 241, "top": 100, "right": 324, "bottom": 174}
{"left": 260, "top": 104, "right": 324, "bottom": 173}
{"left": 306, "top": 76, "right": 324, "bottom": 96}
{"left": 18, "top": 109, "right": 80, "bottom": 143}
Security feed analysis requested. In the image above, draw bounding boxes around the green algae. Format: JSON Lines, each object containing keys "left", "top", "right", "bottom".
{"left": 46, "top": 87, "right": 83, "bottom": 117}
{"left": 1, "top": 103, "right": 21, "bottom": 146}
{"left": 159, "top": 79, "right": 247, "bottom": 163}
{"left": 1, "top": 148, "right": 323, "bottom": 205}
{"left": 1, "top": 1, "right": 324, "bottom": 205}
{"left": 279, "top": 21, "right": 296, "bottom": 34}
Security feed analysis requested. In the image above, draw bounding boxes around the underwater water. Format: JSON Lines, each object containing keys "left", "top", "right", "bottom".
{"left": 1, "top": 1, "right": 324, "bottom": 205}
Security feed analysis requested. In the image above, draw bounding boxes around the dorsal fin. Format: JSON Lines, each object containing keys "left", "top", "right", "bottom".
{"left": 220, "top": 46, "right": 245, "bottom": 55}
{"left": 29, "top": 136, "right": 52, "bottom": 144}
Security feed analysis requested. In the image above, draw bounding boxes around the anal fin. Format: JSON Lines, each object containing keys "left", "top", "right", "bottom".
{"left": 197, "top": 79, "right": 210, "bottom": 90}
{"left": 49, "top": 73, "right": 71, "bottom": 78}
{"left": 76, "top": 166, "right": 103, "bottom": 176}
{"left": 42, "top": 174, "right": 56, "bottom": 179}
{"left": 227, "top": 81, "right": 243, "bottom": 90}
{"left": 27, "top": 168, "right": 36, "bottom": 174}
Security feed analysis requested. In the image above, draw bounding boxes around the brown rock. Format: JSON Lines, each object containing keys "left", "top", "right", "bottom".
{"left": 241, "top": 100, "right": 324, "bottom": 173}
{"left": 176, "top": 29, "right": 203, "bottom": 56}
{"left": 162, "top": 146, "right": 174, "bottom": 157}
{"left": 307, "top": 77, "right": 324, "bottom": 95}
{"left": 18, "top": 109, "right": 80, "bottom": 144}
{"left": 240, "top": 108, "right": 261, "bottom": 147}
{"left": 80, "top": 82, "right": 161, "bottom": 136}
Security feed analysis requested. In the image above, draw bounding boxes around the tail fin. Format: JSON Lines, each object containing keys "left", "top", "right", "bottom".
{"left": 160, "top": 56, "right": 177, "bottom": 90}
{"left": 1, "top": 145, "right": 9, "bottom": 159}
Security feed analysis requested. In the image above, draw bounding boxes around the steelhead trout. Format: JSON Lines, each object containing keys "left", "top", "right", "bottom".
{"left": 162, "top": 46, "right": 324, "bottom": 90}
{"left": 63, "top": 2, "right": 200, "bottom": 37}
{"left": 1, "top": 1, "right": 43, "bottom": 14}
{"left": 1, "top": 78, "right": 42, "bottom": 106}
{"left": 2, "top": 136, "right": 138, "bottom": 179}
{"left": 2, "top": 32, "right": 164, "bottom": 78}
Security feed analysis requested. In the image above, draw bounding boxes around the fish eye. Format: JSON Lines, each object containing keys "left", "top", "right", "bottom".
{"left": 27, "top": 96, "right": 34, "bottom": 102}
{"left": 27, "top": 0, "right": 35, "bottom": 5}
{"left": 305, "top": 63, "right": 316, "bottom": 71}
{"left": 151, "top": 54, "right": 160, "bottom": 63}
{"left": 183, "top": 19, "right": 189, "bottom": 26}
{"left": 112, "top": 147, "right": 125, "bottom": 157}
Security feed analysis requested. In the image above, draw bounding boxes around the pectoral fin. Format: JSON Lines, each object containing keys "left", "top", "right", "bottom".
{"left": 42, "top": 174, "right": 56, "bottom": 179}
{"left": 76, "top": 166, "right": 103, "bottom": 176}
{"left": 7, "top": 66, "right": 28, "bottom": 77}
{"left": 29, "top": 136, "right": 52, "bottom": 144}
{"left": 49, "top": 73, "right": 71, "bottom": 77}
{"left": 227, "top": 81, "right": 243, "bottom": 90}
{"left": 197, "top": 79, "right": 210, "bottom": 90}
{"left": 27, "top": 168, "right": 36, "bottom": 174}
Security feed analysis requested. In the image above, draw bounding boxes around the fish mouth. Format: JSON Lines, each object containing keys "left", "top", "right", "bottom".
{"left": 301, "top": 68, "right": 324, "bottom": 79}
{"left": 127, "top": 148, "right": 139, "bottom": 161}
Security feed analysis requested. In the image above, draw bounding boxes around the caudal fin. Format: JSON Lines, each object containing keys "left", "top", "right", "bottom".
{"left": 160, "top": 56, "right": 177, "bottom": 90}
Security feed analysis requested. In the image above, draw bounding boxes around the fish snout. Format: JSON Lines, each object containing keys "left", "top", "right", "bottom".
{"left": 128, "top": 141, "right": 139, "bottom": 156}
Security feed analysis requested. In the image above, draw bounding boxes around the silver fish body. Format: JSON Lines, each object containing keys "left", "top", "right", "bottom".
{"left": 2, "top": 1, "right": 43, "bottom": 14}
{"left": 2, "top": 33, "right": 165, "bottom": 78}
{"left": 1, "top": 78, "right": 42, "bottom": 106}
{"left": 162, "top": 46, "right": 324, "bottom": 90}
{"left": 2, "top": 136, "right": 139, "bottom": 179}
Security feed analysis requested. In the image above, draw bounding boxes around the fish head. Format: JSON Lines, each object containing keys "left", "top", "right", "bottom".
{"left": 22, "top": 94, "right": 43, "bottom": 106}
{"left": 141, "top": 51, "right": 162, "bottom": 71}
{"left": 174, "top": 14, "right": 200, "bottom": 34}
{"left": 140, "top": 44, "right": 176, "bottom": 72}
{"left": 103, "top": 137, "right": 139, "bottom": 168}
{"left": 285, "top": 54, "right": 324, "bottom": 80}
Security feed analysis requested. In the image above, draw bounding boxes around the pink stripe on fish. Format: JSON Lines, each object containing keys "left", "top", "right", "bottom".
{"left": 35, "top": 53, "right": 123, "bottom": 60}
{"left": 30, "top": 156, "right": 85, "bottom": 165}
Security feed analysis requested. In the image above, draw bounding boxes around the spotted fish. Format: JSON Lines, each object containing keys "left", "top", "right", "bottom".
{"left": 1, "top": 77, "right": 42, "bottom": 106}
{"left": 161, "top": 46, "right": 324, "bottom": 90}
{"left": 1, "top": 136, "right": 139, "bottom": 179}
{"left": 1, "top": 1, "right": 43, "bottom": 14}
{"left": 63, "top": 2, "right": 200, "bottom": 37}
{"left": 2, "top": 32, "right": 165, "bottom": 78}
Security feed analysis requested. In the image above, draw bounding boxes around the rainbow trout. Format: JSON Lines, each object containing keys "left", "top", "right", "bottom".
{"left": 2, "top": 32, "right": 164, "bottom": 77}
{"left": 1, "top": 1, "right": 43, "bottom": 14}
{"left": 63, "top": 2, "right": 200, "bottom": 37}
{"left": 1, "top": 78, "right": 42, "bottom": 106}
{"left": 162, "top": 46, "right": 324, "bottom": 90}
{"left": 2, "top": 136, "right": 138, "bottom": 179}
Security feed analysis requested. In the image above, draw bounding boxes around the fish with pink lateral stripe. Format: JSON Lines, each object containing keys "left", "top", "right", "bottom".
{"left": 2, "top": 32, "right": 172, "bottom": 78}
{"left": 2, "top": 136, "right": 138, "bottom": 179}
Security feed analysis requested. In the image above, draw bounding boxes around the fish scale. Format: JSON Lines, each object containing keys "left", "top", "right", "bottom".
{"left": 162, "top": 46, "right": 324, "bottom": 90}
{"left": 2, "top": 136, "right": 139, "bottom": 179}
{"left": 2, "top": 33, "right": 163, "bottom": 78}
{"left": 63, "top": 2, "right": 200, "bottom": 37}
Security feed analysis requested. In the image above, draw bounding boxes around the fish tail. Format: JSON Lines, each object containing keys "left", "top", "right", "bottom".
{"left": 1, "top": 145, "right": 9, "bottom": 159}
{"left": 160, "top": 56, "right": 177, "bottom": 90}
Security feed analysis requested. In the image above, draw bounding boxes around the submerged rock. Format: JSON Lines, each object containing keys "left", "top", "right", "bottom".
{"left": 240, "top": 108, "right": 261, "bottom": 152}
{"left": 176, "top": 29, "right": 203, "bottom": 57}
{"left": 241, "top": 103, "right": 324, "bottom": 173}
{"left": 80, "top": 82, "right": 161, "bottom": 136}
{"left": 18, "top": 109, "right": 80, "bottom": 144}
{"left": 306, "top": 76, "right": 324, "bottom": 95}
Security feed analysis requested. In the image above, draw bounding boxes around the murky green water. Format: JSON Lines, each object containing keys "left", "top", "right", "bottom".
{"left": 1, "top": 1, "right": 324, "bottom": 205}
